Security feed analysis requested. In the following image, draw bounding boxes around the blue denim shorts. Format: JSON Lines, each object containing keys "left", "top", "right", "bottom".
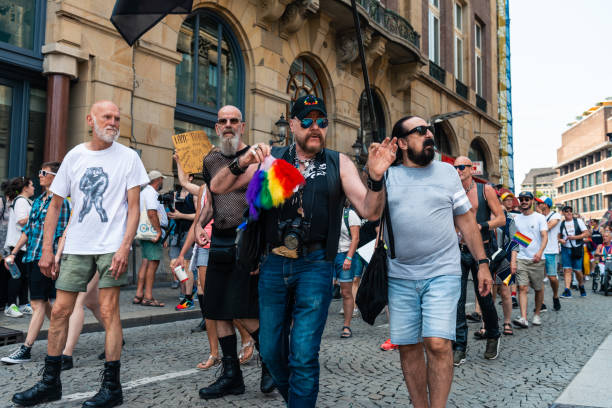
{"left": 561, "top": 246, "right": 583, "bottom": 271}
{"left": 544, "top": 254, "right": 558, "bottom": 277}
{"left": 334, "top": 252, "right": 363, "bottom": 282}
{"left": 388, "top": 274, "right": 461, "bottom": 345}
{"left": 193, "top": 246, "right": 209, "bottom": 267}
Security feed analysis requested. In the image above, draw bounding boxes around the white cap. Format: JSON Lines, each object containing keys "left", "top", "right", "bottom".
{"left": 148, "top": 170, "right": 166, "bottom": 181}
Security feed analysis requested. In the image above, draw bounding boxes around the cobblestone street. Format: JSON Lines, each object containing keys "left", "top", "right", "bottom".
{"left": 2, "top": 282, "right": 611, "bottom": 407}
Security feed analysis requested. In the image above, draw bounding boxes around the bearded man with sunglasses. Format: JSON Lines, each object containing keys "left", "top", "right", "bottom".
{"left": 452, "top": 156, "right": 505, "bottom": 366}
{"left": 210, "top": 95, "right": 397, "bottom": 406}
{"left": 195, "top": 105, "right": 274, "bottom": 400}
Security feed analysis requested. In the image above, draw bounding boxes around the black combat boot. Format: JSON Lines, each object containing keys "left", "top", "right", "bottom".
{"left": 82, "top": 361, "right": 123, "bottom": 407}
{"left": 199, "top": 356, "right": 245, "bottom": 399}
{"left": 260, "top": 361, "right": 276, "bottom": 394}
{"left": 12, "top": 356, "right": 62, "bottom": 406}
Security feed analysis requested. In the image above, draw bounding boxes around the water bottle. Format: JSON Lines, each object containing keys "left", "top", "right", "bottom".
{"left": 6, "top": 258, "right": 20, "bottom": 279}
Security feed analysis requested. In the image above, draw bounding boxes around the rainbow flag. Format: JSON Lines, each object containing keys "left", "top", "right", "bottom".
{"left": 512, "top": 231, "right": 532, "bottom": 248}
{"left": 245, "top": 156, "right": 305, "bottom": 220}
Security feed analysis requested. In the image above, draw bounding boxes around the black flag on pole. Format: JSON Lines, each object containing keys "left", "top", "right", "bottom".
{"left": 110, "top": 0, "right": 193, "bottom": 46}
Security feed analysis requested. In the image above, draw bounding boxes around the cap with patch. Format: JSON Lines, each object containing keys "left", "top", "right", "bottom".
{"left": 518, "top": 191, "right": 534, "bottom": 199}
{"left": 290, "top": 95, "right": 327, "bottom": 120}
{"left": 501, "top": 192, "right": 514, "bottom": 201}
{"left": 148, "top": 170, "right": 166, "bottom": 181}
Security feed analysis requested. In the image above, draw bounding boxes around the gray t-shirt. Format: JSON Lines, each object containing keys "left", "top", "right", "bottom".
{"left": 385, "top": 161, "right": 471, "bottom": 280}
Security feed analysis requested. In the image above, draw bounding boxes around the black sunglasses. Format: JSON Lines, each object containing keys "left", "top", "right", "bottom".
{"left": 454, "top": 164, "right": 471, "bottom": 171}
{"left": 217, "top": 118, "right": 241, "bottom": 125}
{"left": 518, "top": 197, "right": 532, "bottom": 202}
{"left": 300, "top": 118, "right": 328, "bottom": 129}
{"left": 404, "top": 125, "right": 434, "bottom": 137}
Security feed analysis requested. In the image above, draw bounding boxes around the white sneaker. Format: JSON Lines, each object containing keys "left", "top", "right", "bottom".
{"left": 4, "top": 304, "right": 23, "bottom": 318}
{"left": 352, "top": 308, "right": 359, "bottom": 317}
{"left": 584, "top": 276, "right": 590, "bottom": 281}
{"left": 543, "top": 277, "right": 549, "bottom": 283}
{"left": 532, "top": 314, "right": 542, "bottom": 326}
{"left": 338, "top": 307, "right": 344, "bottom": 315}
{"left": 19, "top": 304, "right": 33, "bottom": 315}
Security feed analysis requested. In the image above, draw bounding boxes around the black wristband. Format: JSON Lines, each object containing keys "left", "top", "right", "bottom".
{"left": 478, "top": 258, "right": 490, "bottom": 266}
{"left": 367, "top": 174, "right": 384, "bottom": 192}
{"left": 479, "top": 221, "right": 490, "bottom": 231}
{"left": 228, "top": 157, "right": 246, "bottom": 176}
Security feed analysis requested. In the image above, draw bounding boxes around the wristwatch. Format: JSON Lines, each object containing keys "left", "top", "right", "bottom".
{"left": 477, "top": 258, "right": 490, "bottom": 266}
{"left": 228, "top": 157, "right": 246, "bottom": 176}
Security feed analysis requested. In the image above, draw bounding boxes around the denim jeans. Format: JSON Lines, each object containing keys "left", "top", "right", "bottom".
{"left": 259, "top": 249, "right": 333, "bottom": 408}
{"left": 454, "top": 244, "right": 500, "bottom": 351}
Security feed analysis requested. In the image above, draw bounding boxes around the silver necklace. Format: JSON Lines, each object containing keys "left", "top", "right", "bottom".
{"left": 465, "top": 180, "right": 475, "bottom": 194}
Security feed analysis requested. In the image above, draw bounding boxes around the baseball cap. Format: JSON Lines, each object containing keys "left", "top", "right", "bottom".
{"left": 290, "top": 95, "right": 327, "bottom": 120}
{"left": 148, "top": 170, "right": 166, "bottom": 181}
{"left": 518, "top": 191, "right": 534, "bottom": 199}
{"left": 501, "top": 192, "right": 514, "bottom": 200}
{"left": 535, "top": 195, "right": 553, "bottom": 207}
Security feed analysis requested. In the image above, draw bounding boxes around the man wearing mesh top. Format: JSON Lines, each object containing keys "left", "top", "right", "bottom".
{"left": 195, "top": 105, "right": 274, "bottom": 399}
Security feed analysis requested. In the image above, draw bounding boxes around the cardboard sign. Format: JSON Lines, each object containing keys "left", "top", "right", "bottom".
{"left": 471, "top": 161, "right": 484, "bottom": 175}
{"left": 172, "top": 131, "right": 213, "bottom": 174}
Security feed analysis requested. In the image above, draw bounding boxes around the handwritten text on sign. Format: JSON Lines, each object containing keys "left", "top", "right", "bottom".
{"left": 172, "top": 131, "right": 213, "bottom": 174}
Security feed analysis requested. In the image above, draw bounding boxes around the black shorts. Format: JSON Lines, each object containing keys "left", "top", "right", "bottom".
{"left": 27, "top": 261, "right": 56, "bottom": 301}
{"left": 204, "top": 228, "right": 259, "bottom": 320}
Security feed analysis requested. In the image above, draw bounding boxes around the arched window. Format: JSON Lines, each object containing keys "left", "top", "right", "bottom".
{"left": 287, "top": 57, "right": 324, "bottom": 116}
{"left": 359, "top": 90, "right": 386, "bottom": 146}
{"left": 174, "top": 10, "right": 244, "bottom": 146}
{"left": 434, "top": 122, "right": 455, "bottom": 156}
{"left": 468, "top": 139, "right": 489, "bottom": 179}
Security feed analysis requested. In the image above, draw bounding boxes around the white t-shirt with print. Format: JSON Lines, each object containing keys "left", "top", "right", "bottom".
{"left": 514, "top": 212, "right": 548, "bottom": 260}
{"left": 559, "top": 217, "right": 588, "bottom": 248}
{"left": 338, "top": 208, "right": 361, "bottom": 253}
{"left": 51, "top": 142, "right": 149, "bottom": 255}
{"left": 543, "top": 211, "right": 562, "bottom": 254}
{"left": 3, "top": 196, "right": 32, "bottom": 251}
{"left": 140, "top": 185, "right": 169, "bottom": 228}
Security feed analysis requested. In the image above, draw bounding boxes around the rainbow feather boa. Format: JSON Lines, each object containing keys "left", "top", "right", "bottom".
{"left": 245, "top": 156, "right": 305, "bottom": 219}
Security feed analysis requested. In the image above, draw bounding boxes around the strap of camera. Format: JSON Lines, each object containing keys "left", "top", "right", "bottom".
{"left": 382, "top": 172, "right": 396, "bottom": 259}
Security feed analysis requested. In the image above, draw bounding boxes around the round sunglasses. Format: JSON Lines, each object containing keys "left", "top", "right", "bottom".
{"left": 300, "top": 118, "right": 329, "bottom": 129}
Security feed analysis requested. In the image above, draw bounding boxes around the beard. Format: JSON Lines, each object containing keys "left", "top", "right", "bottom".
{"left": 220, "top": 131, "right": 240, "bottom": 156}
{"left": 406, "top": 139, "right": 435, "bottom": 166}
{"left": 93, "top": 118, "right": 119, "bottom": 143}
{"left": 296, "top": 131, "right": 325, "bottom": 155}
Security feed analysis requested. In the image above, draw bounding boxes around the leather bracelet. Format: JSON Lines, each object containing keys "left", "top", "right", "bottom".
{"left": 228, "top": 157, "right": 246, "bottom": 176}
{"left": 479, "top": 221, "right": 490, "bottom": 231}
{"left": 367, "top": 174, "right": 384, "bottom": 192}
{"left": 478, "top": 258, "right": 490, "bottom": 266}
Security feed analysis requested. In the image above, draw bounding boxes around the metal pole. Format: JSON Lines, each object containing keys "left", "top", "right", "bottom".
{"left": 350, "top": 0, "right": 379, "bottom": 142}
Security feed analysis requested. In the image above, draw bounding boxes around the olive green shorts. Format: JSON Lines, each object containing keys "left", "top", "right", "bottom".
{"left": 141, "top": 240, "right": 163, "bottom": 261}
{"left": 56, "top": 253, "right": 127, "bottom": 292}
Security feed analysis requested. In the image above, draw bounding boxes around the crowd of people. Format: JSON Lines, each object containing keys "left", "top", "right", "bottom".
{"left": 0, "top": 97, "right": 607, "bottom": 408}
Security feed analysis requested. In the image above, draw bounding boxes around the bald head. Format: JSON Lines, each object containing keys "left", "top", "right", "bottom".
{"left": 87, "top": 100, "right": 120, "bottom": 144}
{"left": 216, "top": 105, "right": 245, "bottom": 155}
{"left": 218, "top": 105, "right": 242, "bottom": 121}
{"left": 454, "top": 156, "right": 472, "bottom": 181}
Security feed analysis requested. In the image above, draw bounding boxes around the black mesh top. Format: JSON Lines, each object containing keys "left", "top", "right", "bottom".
{"left": 202, "top": 146, "right": 250, "bottom": 230}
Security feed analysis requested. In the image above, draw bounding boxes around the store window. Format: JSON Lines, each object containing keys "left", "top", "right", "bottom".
{"left": 468, "top": 139, "right": 488, "bottom": 179}
{"left": 175, "top": 9, "right": 244, "bottom": 136}
{"left": 0, "top": 0, "right": 45, "bottom": 70}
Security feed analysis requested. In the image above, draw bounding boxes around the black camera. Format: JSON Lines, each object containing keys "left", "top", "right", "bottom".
{"left": 158, "top": 192, "right": 175, "bottom": 212}
{"left": 278, "top": 217, "right": 311, "bottom": 252}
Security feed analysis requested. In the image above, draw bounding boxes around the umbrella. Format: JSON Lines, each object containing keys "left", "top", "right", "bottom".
{"left": 110, "top": 0, "right": 378, "bottom": 140}
{"left": 110, "top": 0, "right": 192, "bottom": 46}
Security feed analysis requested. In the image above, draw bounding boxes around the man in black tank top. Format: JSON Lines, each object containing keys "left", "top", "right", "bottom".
{"left": 209, "top": 95, "right": 397, "bottom": 407}
{"left": 453, "top": 156, "right": 506, "bottom": 365}
{"left": 195, "top": 105, "right": 274, "bottom": 400}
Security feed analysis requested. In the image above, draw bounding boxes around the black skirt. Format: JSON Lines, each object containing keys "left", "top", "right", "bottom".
{"left": 203, "top": 227, "right": 259, "bottom": 320}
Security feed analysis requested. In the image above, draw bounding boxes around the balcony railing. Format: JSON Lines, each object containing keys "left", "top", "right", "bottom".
{"left": 429, "top": 61, "right": 445, "bottom": 85}
{"left": 476, "top": 94, "right": 487, "bottom": 112}
{"left": 456, "top": 80, "right": 468, "bottom": 99}
{"left": 356, "top": 0, "right": 420, "bottom": 49}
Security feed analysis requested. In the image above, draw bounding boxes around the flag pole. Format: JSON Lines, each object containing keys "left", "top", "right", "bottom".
{"left": 350, "top": 0, "right": 379, "bottom": 143}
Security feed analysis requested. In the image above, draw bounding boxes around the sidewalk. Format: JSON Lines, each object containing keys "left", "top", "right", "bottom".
{"left": 551, "top": 330, "right": 612, "bottom": 408}
{"left": 0, "top": 285, "right": 199, "bottom": 340}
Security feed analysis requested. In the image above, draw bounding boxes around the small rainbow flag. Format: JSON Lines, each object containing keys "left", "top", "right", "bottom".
{"left": 245, "top": 155, "right": 305, "bottom": 220}
{"left": 512, "top": 231, "right": 532, "bottom": 248}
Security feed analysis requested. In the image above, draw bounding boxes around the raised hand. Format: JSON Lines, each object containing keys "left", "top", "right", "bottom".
{"left": 366, "top": 137, "right": 398, "bottom": 180}
{"left": 238, "top": 143, "right": 271, "bottom": 168}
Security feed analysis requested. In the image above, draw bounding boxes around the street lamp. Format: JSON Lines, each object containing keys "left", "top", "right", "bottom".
{"left": 269, "top": 114, "right": 289, "bottom": 145}
{"left": 351, "top": 128, "right": 367, "bottom": 166}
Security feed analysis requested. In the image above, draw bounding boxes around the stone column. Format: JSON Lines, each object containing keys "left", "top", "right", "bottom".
{"left": 41, "top": 43, "right": 88, "bottom": 161}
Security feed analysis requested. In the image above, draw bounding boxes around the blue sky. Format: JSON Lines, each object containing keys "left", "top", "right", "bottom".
{"left": 509, "top": 0, "right": 612, "bottom": 188}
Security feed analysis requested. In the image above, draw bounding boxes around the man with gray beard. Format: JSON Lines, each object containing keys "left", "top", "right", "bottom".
{"left": 195, "top": 105, "right": 274, "bottom": 399}
{"left": 12, "top": 101, "right": 149, "bottom": 407}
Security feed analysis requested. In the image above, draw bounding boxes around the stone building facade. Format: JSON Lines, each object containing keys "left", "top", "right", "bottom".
{"left": 554, "top": 104, "right": 612, "bottom": 220}
{"left": 520, "top": 167, "right": 557, "bottom": 201}
{"left": 0, "top": 0, "right": 503, "bottom": 187}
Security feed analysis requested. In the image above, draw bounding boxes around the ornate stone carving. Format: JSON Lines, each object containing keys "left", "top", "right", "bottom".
{"left": 280, "top": 0, "right": 320, "bottom": 35}
{"left": 336, "top": 31, "right": 359, "bottom": 65}
{"left": 390, "top": 62, "right": 419, "bottom": 96}
{"left": 258, "top": 0, "right": 291, "bottom": 23}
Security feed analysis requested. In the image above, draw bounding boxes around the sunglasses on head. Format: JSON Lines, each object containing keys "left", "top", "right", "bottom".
{"left": 217, "top": 117, "right": 241, "bottom": 125}
{"left": 300, "top": 118, "right": 328, "bottom": 129}
{"left": 38, "top": 170, "right": 56, "bottom": 177}
{"left": 454, "top": 164, "right": 471, "bottom": 171}
{"left": 518, "top": 197, "right": 532, "bottom": 202}
{"left": 405, "top": 125, "right": 434, "bottom": 137}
